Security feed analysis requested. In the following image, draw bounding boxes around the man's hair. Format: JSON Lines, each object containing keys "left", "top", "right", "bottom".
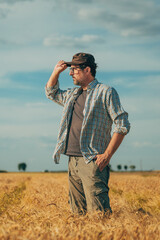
{"left": 80, "top": 63, "right": 97, "bottom": 77}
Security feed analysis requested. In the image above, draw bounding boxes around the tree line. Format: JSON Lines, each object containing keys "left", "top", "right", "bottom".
{"left": 17, "top": 163, "right": 136, "bottom": 172}
{"left": 116, "top": 164, "right": 136, "bottom": 171}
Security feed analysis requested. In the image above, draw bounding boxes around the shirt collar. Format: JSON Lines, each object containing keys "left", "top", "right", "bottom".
{"left": 87, "top": 78, "right": 98, "bottom": 90}
{"left": 73, "top": 78, "right": 98, "bottom": 95}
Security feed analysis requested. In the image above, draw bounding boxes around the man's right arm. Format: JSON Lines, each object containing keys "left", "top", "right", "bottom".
{"left": 46, "top": 60, "right": 67, "bottom": 88}
{"left": 45, "top": 60, "right": 69, "bottom": 106}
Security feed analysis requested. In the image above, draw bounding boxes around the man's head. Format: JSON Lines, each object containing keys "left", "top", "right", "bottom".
{"left": 65, "top": 52, "right": 97, "bottom": 78}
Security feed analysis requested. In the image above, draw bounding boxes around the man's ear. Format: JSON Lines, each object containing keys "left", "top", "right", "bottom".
{"left": 85, "top": 66, "right": 91, "bottom": 74}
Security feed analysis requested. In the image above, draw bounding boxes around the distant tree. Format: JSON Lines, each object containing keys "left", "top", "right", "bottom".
{"left": 130, "top": 165, "right": 136, "bottom": 171}
{"left": 18, "top": 163, "right": 27, "bottom": 171}
{"left": 117, "top": 164, "right": 122, "bottom": 171}
{"left": 124, "top": 165, "right": 128, "bottom": 171}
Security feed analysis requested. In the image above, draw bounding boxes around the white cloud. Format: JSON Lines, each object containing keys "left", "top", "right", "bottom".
{"left": 76, "top": 0, "right": 160, "bottom": 37}
{"left": 43, "top": 34, "right": 105, "bottom": 48}
{"left": 0, "top": 0, "right": 160, "bottom": 74}
{"left": 132, "top": 141, "right": 160, "bottom": 148}
{"left": 121, "top": 95, "right": 160, "bottom": 117}
{"left": 0, "top": 7, "right": 9, "bottom": 18}
{"left": 111, "top": 74, "right": 160, "bottom": 89}
{"left": 0, "top": 76, "right": 33, "bottom": 89}
{"left": 0, "top": 123, "right": 58, "bottom": 138}
{"left": 0, "top": 0, "right": 34, "bottom": 5}
{"left": 2, "top": 0, "right": 160, "bottom": 39}
{"left": 0, "top": 99, "right": 63, "bottom": 138}
{"left": 0, "top": 99, "right": 62, "bottom": 121}
{"left": 95, "top": 49, "right": 160, "bottom": 71}
{"left": 0, "top": 0, "right": 35, "bottom": 20}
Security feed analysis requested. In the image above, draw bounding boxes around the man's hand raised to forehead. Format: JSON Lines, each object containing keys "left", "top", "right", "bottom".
{"left": 53, "top": 60, "right": 68, "bottom": 75}
{"left": 47, "top": 60, "right": 67, "bottom": 88}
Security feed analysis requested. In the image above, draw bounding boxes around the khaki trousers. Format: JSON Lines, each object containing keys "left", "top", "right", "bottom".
{"left": 68, "top": 156, "right": 112, "bottom": 214}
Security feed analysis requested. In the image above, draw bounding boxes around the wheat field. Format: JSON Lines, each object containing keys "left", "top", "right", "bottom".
{"left": 0, "top": 171, "right": 159, "bottom": 240}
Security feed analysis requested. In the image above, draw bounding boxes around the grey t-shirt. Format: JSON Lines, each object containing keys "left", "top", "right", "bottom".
{"left": 65, "top": 89, "right": 87, "bottom": 156}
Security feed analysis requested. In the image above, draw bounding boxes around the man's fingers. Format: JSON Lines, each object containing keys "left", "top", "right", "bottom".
{"left": 95, "top": 155, "right": 109, "bottom": 172}
{"left": 54, "top": 60, "right": 68, "bottom": 73}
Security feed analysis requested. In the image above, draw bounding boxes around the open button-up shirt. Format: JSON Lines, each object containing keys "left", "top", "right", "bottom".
{"left": 45, "top": 78, "right": 130, "bottom": 164}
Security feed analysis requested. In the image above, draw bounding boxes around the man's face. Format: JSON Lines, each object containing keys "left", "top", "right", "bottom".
{"left": 69, "top": 65, "right": 87, "bottom": 86}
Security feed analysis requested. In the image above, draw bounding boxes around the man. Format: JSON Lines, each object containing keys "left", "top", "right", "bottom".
{"left": 45, "top": 53, "right": 130, "bottom": 215}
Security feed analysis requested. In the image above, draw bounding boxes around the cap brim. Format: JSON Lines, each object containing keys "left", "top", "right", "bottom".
{"left": 64, "top": 61, "right": 83, "bottom": 67}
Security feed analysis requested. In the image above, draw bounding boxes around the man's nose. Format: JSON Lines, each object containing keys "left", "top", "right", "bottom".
{"left": 69, "top": 71, "right": 73, "bottom": 76}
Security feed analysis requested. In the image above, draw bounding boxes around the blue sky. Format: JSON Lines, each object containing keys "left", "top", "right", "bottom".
{"left": 0, "top": 0, "right": 160, "bottom": 172}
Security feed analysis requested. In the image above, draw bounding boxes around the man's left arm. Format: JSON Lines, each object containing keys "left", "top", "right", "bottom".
{"left": 96, "top": 87, "right": 130, "bottom": 171}
{"left": 95, "top": 132, "right": 125, "bottom": 172}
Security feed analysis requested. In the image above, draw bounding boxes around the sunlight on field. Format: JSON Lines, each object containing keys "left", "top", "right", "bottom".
{"left": 0, "top": 172, "right": 160, "bottom": 240}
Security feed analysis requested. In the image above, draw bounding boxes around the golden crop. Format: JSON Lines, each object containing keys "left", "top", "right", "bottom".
{"left": 0, "top": 171, "right": 159, "bottom": 240}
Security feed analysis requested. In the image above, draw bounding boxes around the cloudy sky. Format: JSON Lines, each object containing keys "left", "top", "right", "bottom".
{"left": 0, "top": 0, "right": 160, "bottom": 172}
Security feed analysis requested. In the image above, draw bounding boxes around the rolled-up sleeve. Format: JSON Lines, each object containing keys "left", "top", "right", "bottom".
{"left": 45, "top": 81, "right": 68, "bottom": 107}
{"left": 106, "top": 87, "right": 130, "bottom": 135}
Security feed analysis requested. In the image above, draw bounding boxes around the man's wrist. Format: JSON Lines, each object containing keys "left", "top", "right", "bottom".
{"left": 104, "top": 151, "right": 112, "bottom": 160}
{"left": 52, "top": 70, "right": 60, "bottom": 78}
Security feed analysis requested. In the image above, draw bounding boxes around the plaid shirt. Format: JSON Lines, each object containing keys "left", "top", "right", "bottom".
{"left": 45, "top": 78, "right": 130, "bottom": 164}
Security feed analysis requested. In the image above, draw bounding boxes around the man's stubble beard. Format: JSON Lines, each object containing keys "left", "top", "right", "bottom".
{"left": 72, "top": 77, "right": 81, "bottom": 86}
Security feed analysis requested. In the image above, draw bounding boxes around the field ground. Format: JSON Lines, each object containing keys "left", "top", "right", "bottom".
{"left": 0, "top": 171, "right": 160, "bottom": 240}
